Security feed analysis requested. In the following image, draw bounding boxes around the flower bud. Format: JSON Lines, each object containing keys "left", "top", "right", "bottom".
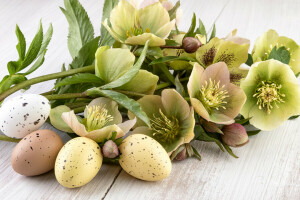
{"left": 221, "top": 123, "right": 249, "bottom": 147}
{"left": 182, "top": 37, "right": 202, "bottom": 53}
{"left": 175, "top": 147, "right": 187, "bottom": 161}
{"left": 102, "top": 140, "right": 119, "bottom": 158}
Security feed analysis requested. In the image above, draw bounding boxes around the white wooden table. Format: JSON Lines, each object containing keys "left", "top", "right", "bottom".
{"left": 1, "top": 0, "right": 300, "bottom": 199}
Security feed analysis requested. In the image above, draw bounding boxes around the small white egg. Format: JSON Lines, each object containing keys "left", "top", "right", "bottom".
{"left": 0, "top": 94, "right": 51, "bottom": 138}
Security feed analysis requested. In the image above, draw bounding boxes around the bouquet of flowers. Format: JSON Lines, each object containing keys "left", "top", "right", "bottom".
{"left": 1, "top": 0, "right": 300, "bottom": 188}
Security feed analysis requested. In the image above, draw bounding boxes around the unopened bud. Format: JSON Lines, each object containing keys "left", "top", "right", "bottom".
{"left": 102, "top": 140, "right": 119, "bottom": 158}
{"left": 221, "top": 123, "right": 249, "bottom": 147}
{"left": 175, "top": 147, "right": 187, "bottom": 161}
{"left": 182, "top": 37, "right": 202, "bottom": 53}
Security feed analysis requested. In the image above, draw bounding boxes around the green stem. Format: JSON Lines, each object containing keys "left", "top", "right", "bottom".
{"left": 0, "top": 135, "right": 20, "bottom": 143}
{"left": 156, "top": 77, "right": 189, "bottom": 90}
{"left": 44, "top": 92, "right": 88, "bottom": 100}
{"left": 160, "top": 45, "right": 183, "bottom": 49}
{"left": 0, "top": 65, "right": 95, "bottom": 102}
{"left": 74, "top": 106, "right": 86, "bottom": 113}
{"left": 40, "top": 90, "right": 55, "bottom": 96}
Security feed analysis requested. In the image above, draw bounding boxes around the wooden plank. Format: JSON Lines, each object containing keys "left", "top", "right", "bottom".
{"left": 105, "top": 0, "right": 300, "bottom": 200}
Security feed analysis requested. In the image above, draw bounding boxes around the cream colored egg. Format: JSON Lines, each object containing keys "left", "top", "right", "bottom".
{"left": 119, "top": 134, "right": 172, "bottom": 181}
{"left": 55, "top": 137, "right": 103, "bottom": 188}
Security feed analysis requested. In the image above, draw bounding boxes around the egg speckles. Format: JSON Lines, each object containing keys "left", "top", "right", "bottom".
{"left": 11, "top": 129, "right": 63, "bottom": 176}
{"left": 0, "top": 94, "right": 51, "bottom": 138}
{"left": 55, "top": 137, "right": 103, "bottom": 188}
{"left": 119, "top": 134, "right": 172, "bottom": 181}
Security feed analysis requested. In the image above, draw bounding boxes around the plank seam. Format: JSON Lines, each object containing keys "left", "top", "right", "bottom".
{"left": 102, "top": 168, "right": 123, "bottom": 200}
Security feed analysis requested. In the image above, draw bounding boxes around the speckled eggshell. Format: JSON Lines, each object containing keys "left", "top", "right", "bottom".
{"left": 11, "top": 129, "right": 64, "bottom": 176}
{"left": 0, "top": 94, "right": 51, "bottom": 139}
{"left": 119, "top": 134, "right": 172, "bottom": 181}
{"left": 55, "top": 137, "right": 103, "bottom": 188}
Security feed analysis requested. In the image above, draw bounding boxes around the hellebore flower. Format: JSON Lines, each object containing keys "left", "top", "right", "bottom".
{"left": 196, "top": 32, "right": 250, "bottom": 84}
{"left": 103, "top": 0, "right": 175, "bottom": 46}
{"left": 252, "top": 29, "right": 300, "bottom": 75}
{"left": 95, "top": 46, "right": 159, "bottom": 95}
{"left": 240, "top": 59, "right": 300, "bottom": 131}
{"left": 61, "top": 97, "right": 136, "bottom": 143}
{"left": 128, "top": 89, "right": 195, "bottom": 153}
{"left": 221, "top": 123, "right": 249, "bottom": 147}
{"left": 188, "top": 62, "right": 246, "bottom": 124}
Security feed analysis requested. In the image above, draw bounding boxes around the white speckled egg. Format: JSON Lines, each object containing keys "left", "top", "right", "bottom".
{"left": 119, "top": 134, "right": 172, "bottom": 181}
{"left": 55, "top": 137, "right": 103, "bottom": 188}
{"left": 0, "top": 94, "right": 51, "bottom": 138}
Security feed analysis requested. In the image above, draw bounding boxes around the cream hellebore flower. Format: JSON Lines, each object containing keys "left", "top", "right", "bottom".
{"left": 188, "top": 62, "right": 246, "bottom": 124}
{"left": 128, "top": 89, "right": 195, "bottom": 153}
{"left": 61, "top": 97, "right": 136, "bottom": 143}
{"left": 103, "top": 0, "right": 175, "bottom": 46}
{"left": 196, "top": 31, "right": 250, "bottom": 84}
{"left": 252, "top": 29, "right": 300, "bottom": 75}
{"left": 95, "top": 46, "right": 159, "bottom": 95}
{"left": 240, "top": 59, "right": 300, "bottom": 131}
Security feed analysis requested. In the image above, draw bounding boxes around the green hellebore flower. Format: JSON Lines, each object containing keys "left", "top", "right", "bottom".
{"left": 196, "top": 33, "right": 250, "bottom": 84}
{"left": 240, "top": 59, "right": 300, "bottom": 131}
{"left": 188, "top": 62, "right": 246, "bottom": 124}
{"left": 61, "top": 97, "right": 136, "bottom": 143}
{"left": 95, "top": 46, "right": 159, "bottom": 95}
{"left": 128, "top": 89, "right": 195, "bottom": 153}
{"left": 103, "top": 0, "right": 175, "bottom": 46}
{"left": 252, "top": 29, "right": 300, "bottom": 75}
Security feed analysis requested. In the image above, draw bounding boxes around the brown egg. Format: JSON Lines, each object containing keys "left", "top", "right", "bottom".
{"left": 11, "top": 129, "right": 64, "bottom": 176}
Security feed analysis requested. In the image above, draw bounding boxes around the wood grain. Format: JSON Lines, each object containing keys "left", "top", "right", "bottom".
{"left": 0, "top": 0, "right": 300, "bottom": 199}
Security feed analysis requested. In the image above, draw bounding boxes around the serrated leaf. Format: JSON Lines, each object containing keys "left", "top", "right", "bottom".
{"left": 0, "top": 75, "right": 27, "bottom": 94}
{"left": 61, "top": 0, "right": 94, "bottom": 58}
{"left": 100, "top": 0, "right": 119, "bottom": 46}
{"left": 149, "top": 56, "right": 197, "bottom": 65}
{"left": 267, "top": 46, "right": 290, "bottom": 64}
{"left": 70, "top": 36, "right": 100, "bottom": 69}
{"left": 247, "top": 130, "right": 261, "bottom": 136}
{"left": 38, "top": 23, "right": 53, "bottom": 56}
{"left": 20, "top": 21, "right": 43, "bottom": 70}
{"left": 209, "top": 24, "right": 216, "bottom": 41}
{"left": 55, "top": 73, "right": 104, "bottom": 88}
{"left": 87, "top": 89, "right": 150, "bottom": 126}
{"left": 168, "top": 1, "right": 180, "bottom": 21}
{"left": 101, "top": 41, "right": 149, "bottom": 89}
{"left": 21, "top": 50, "right": 46, "bottom": 75}
{"left": 184, "top": 13, "right": 196, "bottom": 38}
{"left": 15, "top": 25, "right": 26, "bottom": 61}
{"left": 194, "top": 125, "right": 224, "bottom": 151}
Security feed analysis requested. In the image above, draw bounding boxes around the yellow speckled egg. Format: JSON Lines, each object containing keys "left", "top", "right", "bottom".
{"left": 119, "top": 134, "right": 172, "bottom": 181}
{"left": 11, "top": 129, "right": 63, "bottom": 176}
{"left": 55, "top": 137, "right": 103, "bottom": 188}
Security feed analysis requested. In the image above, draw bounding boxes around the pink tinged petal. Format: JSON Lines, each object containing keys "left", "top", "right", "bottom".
{"left": 86, "top": 125, "right": 124, "bottom": 143}
{"left": 61, "top": 111, "right": 88, "bottom": 137}
{"left": 187, "top": 63, "right": 205, "bottom": 97}
{"left": 200, "top": 62, "right": 230, "bottom": 86}
{"left": 125, "top": 33, "right": 166, "bottom": 46}
{"left": 175, "top": 8, "right": 183, "bottom": 25}
{"left": 209, "top": 112, "right": 235, "bottom": 125}
{"left": 117, "top": 118, "right": 137, "bottom": 135}
{"left": 181, "top": 108, "right": 195, "bottom": 143}
{"left": 161, "top": 89, "right": 190, "bottom": 121}
{"left": 140, "top": 0, "right": 159, "bottom": 9}
{"left": 190, "top": 97, "right": 210, "bottom": 121}
{"left": 161, "top": 1, "right": 173, "bottom": 10}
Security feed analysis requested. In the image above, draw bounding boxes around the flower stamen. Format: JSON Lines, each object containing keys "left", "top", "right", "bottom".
{"left": 84, "top": 105, "right": 114, "bottom": 132}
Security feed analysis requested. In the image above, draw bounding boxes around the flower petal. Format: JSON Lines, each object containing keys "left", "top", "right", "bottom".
{"left": 86, "top": 125, "right": 124, "bottom": 143}
{"left": 61, "top": 111, "right": 88, "bottom": 137}
{"left": 102, "top": 19, "right": 125, "bottom": 42}
{"left": 187, "top": 63, "right": 205, "bottom": 97}
{"left": 125, "top": 33, "right": 166, "bottom": 46}
{"left": 117, "top": 118, "right": 137, "bottom": 135}
{"left": 200, "top": 62, "right": 230, "bottom": 86}
{"left": 190, "top": 97, "right": 210, "bottom": 121}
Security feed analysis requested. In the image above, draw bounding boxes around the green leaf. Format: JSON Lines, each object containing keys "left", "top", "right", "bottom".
{"left": 196, "top": 18, "right": 207, "bottom": 37}
{"left": 149, "top": 56, "right": 197, "bottom": 65}
{"left": 184, "top": 13, "right": 196, "bottom": 38}
{"left": 55, "top": 73, "right": 104, "bottom": 88}
{"left": 191, "top": 146, "right": 201, "bottom": 161}
{"left": 246, "top": 53, "right": 253, "bottom": 66}
{"left": 70, "top": 36, "right": 100, "bottom": 69}
{"left": 101, "top": 40, "right": 149, "bottom": 89}
{"left": 15, "top": 25, "right": 26, "bottom": 61}
{"left": 49, "top": 105, "right": 75, "bottom": 133}
{"left": 235, "top": 117, "right": 251, "bottom": 125}
{"left": 194, "top": 125, "right": 224, "bottom": 151}
{"left": 38, "top": 23, "right": 53, "bottom": 56}
{"left": 21, "top": 50, "right": 46, "bottom": 75}
{"left": 60, "top": 0, "right": 94, "bottom": 58}
{"left": 174, "top": 75, "right": 185, "bottom": 96}
{"left": 134, "top": 47, "right": 163, "bottom": 57}
{"left": 221, "top": 142, "right": 238, "bottom": 158}
{"left": 289, "top": 115, "right": 300, "bottom": 120}
{"left": 0, "top": 75, "right": 27, "bottom": 94}
{"left": 156, "top": 63, "right": 175, "bottom": 84}
{"left": 247, "top": 130, "right": 261, "bottom": 136}
{"left": 7, "top": 61, "right": 20, "bottom": 75}
{"left": 87, "top": 89, "right": 150, "bottom": 126}
{"left": 168, "top": 1, "right": 180, "bottom": 21}
{"left": 208, "top": 24, "right": 216, "bottom": 41}
{"left": 165, "top": 39, "right": 180, "bottom": 46}
{"left": 267, "top": 46, "right": 290, "bottom": 64}
{"left": 20, "top": 21, "right": 43, "bottom": 70}
{"left": 100, "top": 0, "right": 119, "bottom": 46}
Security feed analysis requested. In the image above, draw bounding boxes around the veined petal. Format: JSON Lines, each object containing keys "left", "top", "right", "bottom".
{"left": 86, "top": 124, "right": 124, "bottom": 143}
{"left": 180, "top": 108, "right": 195, "bottom": 143}
{"left": 201, "top": 62, "right": 230, "bottom": 86}
{"left": 117, "top": 118, "right": 137, "bottom": 135}
{"left": 190, "top": 97, "right": 210, "bottom": 121}
{"left": 61, "top": 111, "right": 88, "bottom": 137}
{"left": 125, "top": 33, "right": 166, "bottom": 46}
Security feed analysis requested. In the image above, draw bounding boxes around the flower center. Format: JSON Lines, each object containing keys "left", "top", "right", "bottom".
{"left": 150, "top": 109, "right": 180, "bottom": 143}
{"left": 126, "top": 26, "right": 151, "bottom": 38}
{"left": 196, "top": 78, "right": 229, "bottom": 112}
{"left": 253, "top": 81, "right": 285, "bottom": 114}
{"left": 84, "top": 105, "right": 114, "bottom": 132}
